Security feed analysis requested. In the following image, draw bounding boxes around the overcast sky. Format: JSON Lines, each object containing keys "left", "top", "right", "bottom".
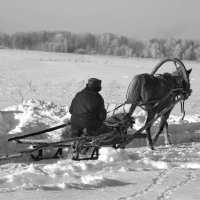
{"left": 0, "top": 0, "right": 200, "bottom": 40}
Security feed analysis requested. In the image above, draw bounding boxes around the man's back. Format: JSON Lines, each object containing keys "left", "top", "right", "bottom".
{"left": 70, "top": 87, "right": 105, "bottom": 121}
{"left": 69, "top": 78, "right": 106, "bottom": 137}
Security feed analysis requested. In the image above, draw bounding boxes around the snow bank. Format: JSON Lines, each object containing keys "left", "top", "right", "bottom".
{"left": 3, "top": 99, "right": 70, "bottom": 138}
{"left": 0, "top": 100, "right": 70, "bottom": 154}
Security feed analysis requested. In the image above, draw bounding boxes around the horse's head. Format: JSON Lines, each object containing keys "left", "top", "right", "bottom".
{"left": 173, "top": 66, "right": 192, "bottom": 81}
{"left": 174, "top": 67, "right": 192, "bottom": 97}
{"left": 175, "top": 67, "right": 192, "bottom": 80}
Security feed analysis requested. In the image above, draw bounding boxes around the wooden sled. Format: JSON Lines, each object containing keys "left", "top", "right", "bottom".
{"left": 1, "top": 92, "right": 187, "bottom": 162}
{"left": 3, "top": 115, "right": 137, "bottom": 161}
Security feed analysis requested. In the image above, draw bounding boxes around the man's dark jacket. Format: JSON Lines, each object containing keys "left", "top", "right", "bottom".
{"left": 69, "top": 87, "right": 107, "bottom": 131}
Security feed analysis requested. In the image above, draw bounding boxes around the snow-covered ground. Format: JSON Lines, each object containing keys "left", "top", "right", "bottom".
{"left": 0, "top": 49, "right": 200, "bottom": 200}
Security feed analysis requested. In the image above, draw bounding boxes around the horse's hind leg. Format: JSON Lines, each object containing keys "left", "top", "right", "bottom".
{"left": 163, "top": 122, "right": 172, "bottom": 145}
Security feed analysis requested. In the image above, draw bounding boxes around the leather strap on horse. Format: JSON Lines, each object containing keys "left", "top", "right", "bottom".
{"left": 180, "top": 100, "right": 185, "bottom": 120}
{"left": 138, "top": 88, "right": 183, "bottom": 108}
{"left": 179, "top": 88, "right": 192, "bottom": 120}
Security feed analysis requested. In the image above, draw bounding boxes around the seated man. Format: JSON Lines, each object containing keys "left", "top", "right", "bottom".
{"left": 69, "top": 78, "right": 107, "bottom": 138}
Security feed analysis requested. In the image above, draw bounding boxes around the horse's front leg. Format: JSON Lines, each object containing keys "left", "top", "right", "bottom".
{"left": 152, "top": 110, "right": 171, "bottom": 145}
{"left": 145, "top": 112, "right": 155, "bottom": 150}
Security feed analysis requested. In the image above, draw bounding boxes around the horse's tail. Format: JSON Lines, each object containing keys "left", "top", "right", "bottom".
{"left": 126, "top": 75, "right": 142, "bottom": 105}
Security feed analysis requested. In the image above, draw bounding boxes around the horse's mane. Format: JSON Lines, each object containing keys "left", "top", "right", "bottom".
{"left": 154, "top": 71, "right": 182, "bottom": 87}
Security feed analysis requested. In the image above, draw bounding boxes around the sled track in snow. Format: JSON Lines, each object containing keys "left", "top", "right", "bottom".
{"left": 119, "top": 168, "right": 196, "bottom": 200}
{"left": 157, "top": 169, "right": 195, "bottom": 200}
{"left": 119, "top": 169, "right": 170, "bottom": 200}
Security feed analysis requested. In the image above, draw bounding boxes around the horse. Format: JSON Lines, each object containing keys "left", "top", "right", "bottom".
{"left": 126, "top": 58, "right": 192, "bottom": 150}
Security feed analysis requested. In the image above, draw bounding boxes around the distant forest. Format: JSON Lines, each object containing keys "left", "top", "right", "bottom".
{"left": 0, "top": 31, "right": 200, "bottom": 61}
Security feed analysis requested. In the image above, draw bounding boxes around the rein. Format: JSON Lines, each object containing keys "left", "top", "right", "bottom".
{"left": 106, "top": 102, "right": 127, "bottom": 114}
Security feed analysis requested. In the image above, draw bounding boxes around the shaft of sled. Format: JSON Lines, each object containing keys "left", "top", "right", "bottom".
{"left": 8, "top": 123, "right": 68, "bottom": 142}
{"left": 126, "top": 95, "right": 185, "bottom": 144}
{"left": 0, "top": 153, "right": 22, "bottom": 161}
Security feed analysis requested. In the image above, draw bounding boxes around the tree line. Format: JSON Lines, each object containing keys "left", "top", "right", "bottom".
{"left": 0, "top": 31, "right": 200, "bottom": 61}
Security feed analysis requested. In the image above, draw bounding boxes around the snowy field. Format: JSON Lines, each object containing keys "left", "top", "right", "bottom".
{"left": 0, "top": 49, "right": 200, "bottom": 200}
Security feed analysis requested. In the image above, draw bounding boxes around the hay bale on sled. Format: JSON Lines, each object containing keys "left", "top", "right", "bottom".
{"left": 62, "top": 112, "right": 128, "bottom": 139}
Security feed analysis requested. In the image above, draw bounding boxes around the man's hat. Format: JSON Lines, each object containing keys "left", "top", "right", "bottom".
{"left": 87, "top": 78, "right": 102, "bottom": 88}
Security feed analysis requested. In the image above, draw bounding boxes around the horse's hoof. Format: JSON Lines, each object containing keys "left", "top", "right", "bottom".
{"left": 151, "top": 141, "right": 155, "bottom": 149}
{"left": 152, "top": 139, "right": 157, "bottom": 145}
{"left": 165, "top": 143, "right": 172, "bottom": 147}
{"left": 147, "top": 146, "right": 155, "bottom": 151}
